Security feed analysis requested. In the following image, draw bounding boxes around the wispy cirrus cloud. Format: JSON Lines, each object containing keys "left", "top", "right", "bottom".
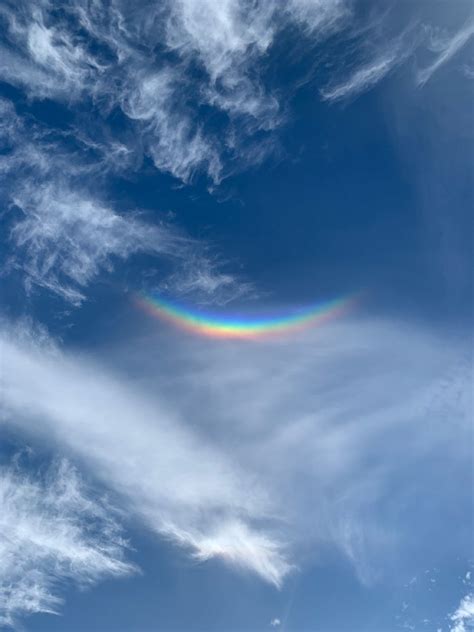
{"left": 320, "top": 49, "right": 401, "bottom": 102}
{"left": 0, "top": 97, "right": 251, "bottom": 305}
{"left": 9, "top": 182, "right": 184, "bottom": 304}
{"left": 1, "top": 320, "right": 292, "bottom": 589}
{"left": 416, "top": 17, "right": 474, "bottom": 87}
{"left": 0, "top": 0, "right": 471, "bottom": 185}
{"left": 0, "top": 0, "right": 353, "bottom": 184}
{"left": 160, "top": 251, "right": 257, "bottom": 306}
{"left": 0, "top": 0, "right": 105, "bottom": 102}
{"left": 130, "top": 315, "right": 471, "bottom": 584}
{"left": 119, "top": 68, "right": 222, "bottom": 184}
{"left": 0, "top": 456, "right": 135, "bottom": 628}
{"left": 320, "top": 20, "right": 418, "bottom": 103}
{"left": 7, "top": 177, "right": 253, "bottom": 306}
{"left": 1, "top": 313, "right": 470, "bottom": 598}
{"left": 320, "top": 8, "right": 474, "bottom": 102}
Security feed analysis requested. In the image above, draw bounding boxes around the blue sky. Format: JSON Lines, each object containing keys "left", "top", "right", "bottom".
{"left": 0, "top": 1, "right": 473, "bottom": 630}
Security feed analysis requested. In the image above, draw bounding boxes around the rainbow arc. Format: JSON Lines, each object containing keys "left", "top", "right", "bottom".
{"left": 136, "top": 293, "right": 358, "bottom": 340}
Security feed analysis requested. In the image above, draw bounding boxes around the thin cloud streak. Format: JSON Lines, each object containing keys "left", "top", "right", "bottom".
{"left": 320, "top": 25, "right": 417, "bottom": 103}
{"left": 417, "top": 17, "right": 474, "bottom": 87}
{"left": 321, "top": 51, "right": 400, "bottom": 101}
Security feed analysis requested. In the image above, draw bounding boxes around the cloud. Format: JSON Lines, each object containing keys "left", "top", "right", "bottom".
{"left": 319, "top": 10, "right": 474, "bottom": 102}
{"left": 0, "top": 0, "right": 470, "bottom": 183}
{"left": 163, "top": 520, "right": 291, "bottom": 587}
{"left": 130, "top": 315, "right": 471, "bottom": 583}
{"left": 0, "top": 0, "right": 104, "bottom": 101}
{"left": 0, "top": 0, "right": 354, "bottom": 184}
{"left": 163, "top": 0, "right": 278, "bottom": 124}
{"left": 449, "top": 594, "right": 474, "bottom": 632}
{"left": 0, "top": 456, "right": 135, "bottom": 628}
{"left": 0, "top": 320, "right": 291, "bottom": 588}
{"left": 0, "top": 1, "right": 222, "bottom": 183}
{"left": 120, "top": 68, "right": 222, "bottom": 183}
{"left": 0, "top": 96, "right": 109, "bottom": 182}
{"left": 162, "top": 0, "right": 347, "bottom": 125}
{"left": 0, "top": 97, "right": 251, "bottom": 305}
{"left": 320, "top": 22, "right": 417, "bottom": 103}
{"left": 9, "top": 182, "right": 185, "bottom": 304}
{"left": 417, "top": 18, "right": 474, "bottom": 87}
{"left": 463, "top": 63, "right": 474, "bottom": 79}
{"left": 1, "top": 313, "right": 470, "bottom": 595}
{"left": 321, "top": 50, "right": 401, "bottom": 101}
{"left": 160, "top": 251, "right": 257, "bottom": 306}
{"left": 285, "top": 0, "right": 349, "bottom": 36}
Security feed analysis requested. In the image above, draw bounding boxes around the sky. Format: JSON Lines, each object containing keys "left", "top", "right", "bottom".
{"left": 0, "top": 1, "right": 473, "bottom": 631}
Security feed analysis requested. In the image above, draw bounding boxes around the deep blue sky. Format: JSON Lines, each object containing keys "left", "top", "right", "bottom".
{"left": 0, "top": 1, "right": 472, "bottom": 631}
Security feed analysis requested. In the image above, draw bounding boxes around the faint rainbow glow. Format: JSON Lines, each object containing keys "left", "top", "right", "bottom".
{"left": 136, "top": 292, "right": 359, "bottom": 340}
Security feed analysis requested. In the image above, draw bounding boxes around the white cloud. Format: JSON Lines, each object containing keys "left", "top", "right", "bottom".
{"left": 270, "top": 617, "right": 281, "bottom": 627}
{"left": 8, "top": 182, "right": 186, "bottom": 304}
{"left": 7, "top": 177, "right": 252, "bottom": 305}
{"left": 0, "top": 96, "right": 104, "bottom": 181}
{"left": 1, "top": 314, "right": 471, "bottom": 594}
{"left": 450, "top": 594, "right": 474, "bottom": 632}
{"left": 285, "top": 0, "right": 349, "bottom": 35}
{"left": 0, "top": 0, "right": 470, "bottom": 182}
{"left": 0, "top": 1, "right": 104, "bottom": 102}
{"left": 0, "top": 97, "right": 250, "bottom": 305}
{"left": 129, "top": 315, "right": 471, "bottom": 583}
{"left": 0, "top": 0, "right": 354, "bottom": 183}
{"left": 164, "top": 0, "right": 279, "bottom": 126}
{"left": 321, "top": 50, "right": 401, "bottom": 101}
{"left": 0, "top": 1, "right": 221, "bottom": 183}
{"left": 0, "top": 320, "right": 291, "bottom": 588}
{"left": 120, "top": 68, "right": 222, "bottom": 183}
{"left": 0, "top": 457, "right": 135, "bottom": 628}
{"left": 319, "top": 22, "right": 418, "bottom": 103}
{"left": 161, "top": 0, "right": 349, "bottom": 133}
{"left": 319, "top": 11, "right": 474, "bottom": 101}
{"left": 161, "top": 251, "right": 256, "bottom": 305}
{"left": 463, "top": 64, "right": 474, "bottom": 79}
{"left": 164, "top": 519, "right": 291, "bottom": 586}
{"left": 417, "top": 18, "right": 474, "bottom": 87}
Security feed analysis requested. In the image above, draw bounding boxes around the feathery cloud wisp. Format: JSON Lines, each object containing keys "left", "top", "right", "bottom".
{"left": 1, "top": 97, "right": 251, "bottom": 306}
{"left": 417, "top": 18, "right": 474, "bottom": 87}
{"left": 10, "top": 182, "right": 185, "bottom": 304}
{"left": 0, "top": 457, "right": 135, "bottom": 628}
{"left": 321, "top": 51, "right": 400, "bottom": 101}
